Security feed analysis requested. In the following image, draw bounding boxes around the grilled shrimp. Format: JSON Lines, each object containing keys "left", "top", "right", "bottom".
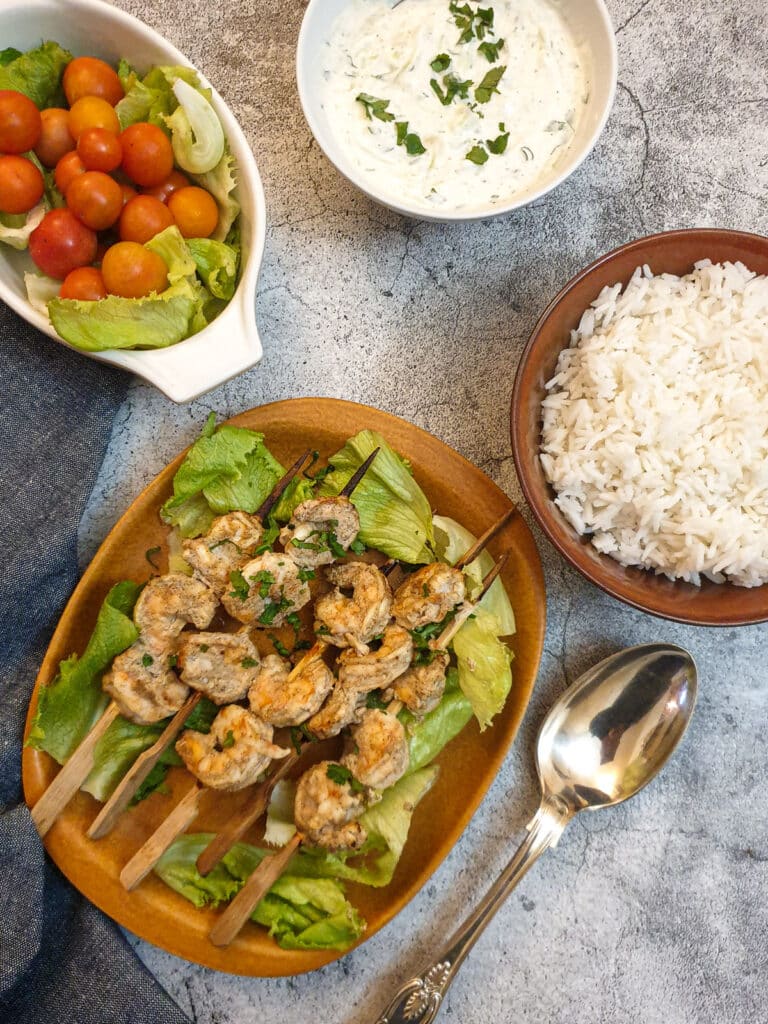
{"left": 103, "top": 640, "right": 189, "bottom": 725}
{"left": 392, "top": 563, "right": 465, "bottom": 631}
{"left": 336, "top": 624, "right": 413, "bottom": 693}
{"left": 314, "top": 562, "right": 392, "bottom": 650}
{"left": 307, "top": 681, "right": 366, "bottom": 739}
{"left": 134, "top": 573, "right": 218, "bottom": 645}
{"left": 221, "top": 551, "right": 311, "bottom": 628}
{"left": 177, "top": 631, "right": 260, "bottom": 705}
{"left": 182, "top": 511, "right": 264, "bottom": 595}
{"left": 175, "top": 705, "right": 290, "bottom": 791}
{"left": 279, "top": 497, "right": 360, "bottom": 568}
{"left": 248, "top": 652, "right": 334, "bottom": 727}
{"left": 294, "top": 760, "right": 368, "bottom": 851}
{"left": 390, "top": 650, "right": 450, "bottom": 716}
{"left": 343, "top": 708, "right": 409, "bottom": 790}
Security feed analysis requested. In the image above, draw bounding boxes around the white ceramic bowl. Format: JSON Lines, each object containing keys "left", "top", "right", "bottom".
{"left": 0, "top": 0, "right": 266, "bottom": 403}
{"left": 297, "top": 0, "right": 618, "bottom": 222}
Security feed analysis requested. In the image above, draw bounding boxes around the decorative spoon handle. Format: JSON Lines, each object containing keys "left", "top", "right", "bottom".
{"left": 373, "top": 796, "right": 572, "bottom": 1024}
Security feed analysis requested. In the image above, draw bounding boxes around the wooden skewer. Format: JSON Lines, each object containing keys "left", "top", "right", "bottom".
{"left": 433, "top": 553, "right": 510, "bottom": 651}
{"left": 31, "top": 701, "right": 120, "bottom": 838}
{"left": 454, "top": 508, "right": 515, "bottom": 569}
{"left": 120, "top": 781, "right": 204, "bottom": 891}
{"left": 339, "top": 447, "right": 380, "bottom": 499}
{"left": 258, "top": 448, "right": 314, "bottom": 519}
{"left": 87, "top": 692, "right": 202, "bottom": 840}
{"left": 209, "top": 832, "right": 304, "bottom": 948}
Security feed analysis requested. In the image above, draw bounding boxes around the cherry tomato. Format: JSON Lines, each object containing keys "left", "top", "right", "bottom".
{"left": 34, "top": 108, "right": 75, "bottom": 168}
{"left": 143, "top": 169, "right": 190, "bottom": 204}
{"left": 119, "top": 194, "right": 174, "bottom": 244}
{"left": 77, "top": 127, "right": 122, "bottom": 173}
{"left": 101, "top": 241, "right": 168, "bottom": 298}
{"left": 167, "top": 186, "right": 218, "bottom": 238}
{"left": 65, "top": 170, "right": 123, "bottom": 231}
{"left": 120, "top": 123, "right": 173, "bottom": 188}
{"left": 54, "top": 151, "right": 86, "bottom": 194}
{"left": 63, "top": 57, "right": 124, "bottom": 107}
{"left": 68, "top": 96, "right": 120, "bottom": 141}
{"left": 29, "top": 208, "right": 98, "bottom": 279}
{"left": 119, "top": 182, "right": 137, "bottom": 206}
{"left": 59, "top": 266, "right": 107, "bottom": 301}
{"left": 0, "top": 90, "right": 42, "bottom": 153}
{"left": 0, "top": 155, "right": 44, "bottom": 214}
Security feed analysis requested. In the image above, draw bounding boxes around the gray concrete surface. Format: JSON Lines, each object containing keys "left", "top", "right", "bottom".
{"left": 80, "top": 1, "right": 768, "bottom": 1020}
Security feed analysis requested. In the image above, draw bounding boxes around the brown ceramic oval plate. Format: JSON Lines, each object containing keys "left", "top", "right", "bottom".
{"left": 511, "top": 228, "right": 768, "bottom": 627}
{"left": 23, "top": 398, "right": 546, "bottom": 977}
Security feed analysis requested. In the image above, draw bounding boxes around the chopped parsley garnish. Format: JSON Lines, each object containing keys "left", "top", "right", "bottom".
{"left": 290, "top": 536, "right": 325, "bottom": 552}
{"left": 475, "top": 6, "right": 495, "bottom": 39}
{"left": 141, "top": 653, "right": 154, "bottom": 667}
{"left": 285, "top": 611, "right": 302, "bottom": 635}
{"left": 430, "top": 73, "right": 473, "bottom": 106}
{"left": 199, "top": 643, "right": 209, "bottom": 652}
{"left": 450, "top": 1, "right": 494, "bottom": 43}
{"left": 221, "top": 729, "right": 236, "bottom": 749}
{"left": 326, "top": 763, "right": 364, "bottom": 792}
{"left": 317, "top": 624, "right": 331, "bottom": 636}
{"left": 356, "top": 93, "right": 395, "bottom": 122}
{"left": 145, "top": 546, "right": 161, "bottom": 570}
{"left": 349, "top": 537, "right": 366, "bottom": 555}
{"left": 366, "top": 690, "right": 389, "bottom": 711}
{"left": 209, "top": 538, "right": 242, "bottom": 553}
{"left": 303, "top": 451, "right": 334, "bottom": 482}
{"left": 258, "top": 596, "right": 292, "bottom": 625}
{"left": 241, "top": 656, "right": 258, "bottom": 668}
{"left": 474, "top": 65, "right": 506, "bottom": 103}
{"left": 290, "top": 723, "right": 316, "bottom": 754}
{"left": 295, "top": 639, "right": 312, "bottom": 652}
{"left": 269, "top": 633, "right": 291, "bottom": 658}
{"left": 228, "top": 569, "right": 250, "bottom": 602}
{"left": 466, "top": 144, "right": 489, "bottom": 165}
{"left": 167, "top": 654, "right": 178, "bottom": 669}
{"left": 250, "top": 569, "right": 275, "bottom": 599}
{"left": 298, "top": 567, "right": 316, "bottom": 583}
{"left": 478, "top": 37, "right": 504, "bottom": 62}
{"left": 421, "top": 583, "right": 430, "bottom": 598}
{"left": 430, "top": 53, "right": 451, "bottom": 72}
{"left": 487, "top": 124, "right": 510, "bottom": 154}
{"left": 327, "top": 530, "right": 349, "bottom": 558}
{"left": 395, "top": 121, "right": 426, "bottom": 155}
{"left": 254, "top": 518, "right": 280, "bottom": 555}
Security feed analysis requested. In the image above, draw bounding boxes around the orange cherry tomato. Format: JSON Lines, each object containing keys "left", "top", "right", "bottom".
{"left": 63, "top": 57, "right": 124, "bottom": 107}
{"left": 54, "top": 150, "right": 86, "bottom": 194}
{"left": 77, "top": 127, "right": 122, "bottom": 173}
{"left": 101, "top": 241, "right": 168, "bottom": 298}
{"left": 0, "top": 155, "right": 44, "bottom": 214}
{"left": 65, "top": 171, "right": 123, "bottom": 231}
{"left": 143, "top": 169, "right": 190, "bottom": 204}
{"left": 119, "top": 194, "right": 174, "bottom": 244}
{"left": 167, "top": 186, "right": 218, "bottom": 238}
{"left": 0, "top": 90, "right": 42, "bottom": 153}
{"left": 59, "top": 266, "right": 107, "bottom": 301}
{"left": 29, "top": 208, "right": 98, "bottom": 280}
{"left": 68, "top": 96, "right": 120, "bottom": 141}
{"left": 34, "top": 108, "right": 75, "bottom": 168}
{"left": 120, "top": 123, "right": 173, "bottom": 188}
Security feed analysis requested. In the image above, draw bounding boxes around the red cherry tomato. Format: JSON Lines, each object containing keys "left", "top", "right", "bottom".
{"left": 77, "top": 127, "right": 122, "bottom": 173}
{"left": 29, "top": 208, "right": 98, "bottom": 280}
{"left": 101, "top": 241, "right": 168, "bottom": 298}
{"left": 63, "top": 57, "right": 124, "bottom": 107}
{"left": 59, "top": 266, "right": 107, "bottom": 301}
{"left": 120, "top": 123, "right": 173, "bottom": 188}
{"left": 143, "top": 169, "right": 190, "bottom": 204}
{"left": 119, "top": 182, "right": 137, "bottom": 206}
{"left": 65, "top": 171, "right": 123, "bottom": 231}
{"left": 68, "top": 96, "right": 120, "bottom": 141}
{"left": 119, "top": 194, "right": 174, "bottom": 244}
{"left": 0, "top": 155, "right": 44, "bottom": 214}
{"left": 167, "top": 186, "right": 219, "bottom": 238}
{"left": 54, "top": 151, "right": 86, "bottom": 194}
{"left": 34, "top": 108, "right": 75, "bottom": 168}
{"left": 0, "top": 90, "right": 42, "bottom": 153}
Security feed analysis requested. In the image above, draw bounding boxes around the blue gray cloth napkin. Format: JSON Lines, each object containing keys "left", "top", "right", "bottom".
{"left": 0, "top": 309, "right": 191, "bottom": 1023}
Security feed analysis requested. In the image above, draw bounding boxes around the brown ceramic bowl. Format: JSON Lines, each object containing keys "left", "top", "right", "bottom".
{"left": 511, "top": 228, "right": 768, "bottom": 626}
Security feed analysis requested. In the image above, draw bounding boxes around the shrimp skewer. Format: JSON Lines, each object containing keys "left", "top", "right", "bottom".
{"left": 43, "top": 454, "right": 311, "bottom": 842}
{"left": 207, "top": 554, "right": 510, "bottom": 947}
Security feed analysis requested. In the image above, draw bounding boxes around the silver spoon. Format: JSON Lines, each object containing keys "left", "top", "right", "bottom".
{"left": 373, "top": 643, "right": 697, "bottom": 1024}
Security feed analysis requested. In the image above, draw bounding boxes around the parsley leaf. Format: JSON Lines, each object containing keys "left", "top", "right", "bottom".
{"left": 199, "top": 643, "right": 209, "bottom": 652}
{"left": 474, "top": 65, "right": 506, "bottom": 104}
{"left": 395, "top": 120, "right": 426, "bottom": 156}
{"left": 430, "top": 73, "right": 472, "bottom": 106}
{"left": 250, "top": 569, "right": 275, "bottom": 599}
{"left": 221, "top": 729, "right": 236, "bottom": 749}
{"left": 327, "top": 531, "right": 348, "bottom": 559}
{"left": 487, "top": 126, "right": 509, "bottom": 154}
{"left": 356, "top": 93, "right": 395, "bottom": 123}
{"left": 268, "top": 633, "right": 291, "bottom": 658}
{"left": 167, "top": 654, "right": 178, "bottom": 669}
{"left": 298, "top": 567, "right": 316, "bottom": 583}
{"left": 141, "top": 653, "right": 154, "bottom": 667}
{"left": 241, "top": 656, "right": 258, "bottom": 668}
{"left": 366, "top": 690, "right": 389, "bottom": 711}
{"left": 349, "top": 537, "right": 366, "bottom": 555}
{"left": 466, "top": 144, "right": 489, "bottom": 165}
{"left": 254, "top": 517, "right": 279, "bottom": 555}
{"left": 326, "top": 762, "right": 364, "bottom": 792}
{"left": 430, "top": 53, "right": 451, "bottom": 72}
{"left": 478, "top": 38, "right": 504, "bottom": 62}
{"left": 258, "top": 596, "right": 292, "bottom": 626}
{"left": 475, "top": 5, "right": 494, "bottom": 39}
{"left": 285, "top": 611, "right": 302, "bottom": 635}
{"left": 229, "top": 569, "right": 250, "bottom": 601}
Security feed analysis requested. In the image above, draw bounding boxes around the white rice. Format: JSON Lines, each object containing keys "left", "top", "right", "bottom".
{"left": 539, "top": 260, "right": 768, "bottom": 587}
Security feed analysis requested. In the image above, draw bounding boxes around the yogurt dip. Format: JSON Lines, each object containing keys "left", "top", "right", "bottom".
{"left": 320, "top": 0, "right": 590, "bottom": 214}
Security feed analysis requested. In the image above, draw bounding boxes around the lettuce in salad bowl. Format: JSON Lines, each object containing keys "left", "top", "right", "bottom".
{"left": 0, "top": 1, "right": 265, "bottom": 402}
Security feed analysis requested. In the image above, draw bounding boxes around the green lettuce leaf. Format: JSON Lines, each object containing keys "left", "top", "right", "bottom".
{"left": 166, "top": 77, "right": 224, "bottom": 174}
{"left": 191, "top": 148, "right": 240, "bottom": 242}
{"left": 452, "top": 608, "right": 513, "bottom": 731}
{"left": 404, "top": 669, "right": 473, "bottom": 772}
{"left": 47, "top": 226, "right": 208, "bottom": 352}
{"left": 116, "top": 63, "right": 201, "bottom": 131}
{"left": 319, "top": 430, "right": 435, "bottom": 564}
{"left": 0, "top": 48, "right": 22, "bottom": 67}
{"left": 0, "top": 41, "right": 72, "bottom": 108}
{"left": 26, "top": 582, "right": 140, "bottom": 763}
{"left": 0, "top": 203, "right": 45, "bottom": 250}
{"left": 187, "top": 237, "right": 239, "bottom": 300}
{"left": 432, "top": 514, "right": 516, "bottom": 635}
{"left": 154, "top": 834, "right": 365, "bottom": 951}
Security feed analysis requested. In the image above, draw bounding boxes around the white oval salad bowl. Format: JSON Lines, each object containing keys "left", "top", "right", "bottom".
{"left": 0, "top": 0, "right": 266, "bottom": 403}
{"left": 297, "top": 0, "right": 618, "bottom": 222}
